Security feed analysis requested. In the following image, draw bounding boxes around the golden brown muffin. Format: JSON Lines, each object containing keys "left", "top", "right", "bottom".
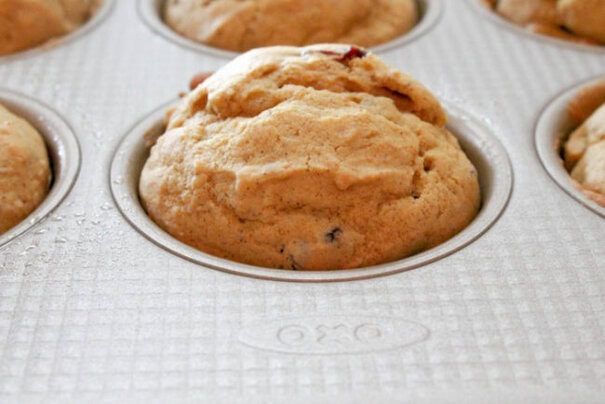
{"left": 567, "top": 79, "right": 605, "bottom": 128}
{"left": 163, "top": 0, "right": 418, "bottom": 52}
{"left": 564, "top": 97, "right": 605, "bottom": 207}
{"left": 139, "top": 45, "right": 481, "bottom": 271}
{"left": 557, "top": 0, "right": 605, "bottom": 44}
{"left": 0, "top": 104, "right": 51, "bottom": 234}
{"left": 488, "top": 0, "right": 605, "bottom": 45}
{"left": 0, "top": 0, "right": 100, "bottom": 56}
{"left": 496, "top": 0, "right": 558, "bottom": 26}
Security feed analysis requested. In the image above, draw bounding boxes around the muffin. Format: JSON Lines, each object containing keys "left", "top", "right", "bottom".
{"left": 139, "top": 44, "right": 481, "bottom": 271}
{"left": 563, "top": 80, "right": 605, "bottom": 207}
{"left": 163, "top": 0, "right": 418, "bottom": 52}
{"left": 0, "top": 0, "right": 101, "bottom": 56}
{"left": 0, "top": 104, "right": 51, "bottom": 234}
{"left": 484, "top": 0, "right": 605, "bottom": 45}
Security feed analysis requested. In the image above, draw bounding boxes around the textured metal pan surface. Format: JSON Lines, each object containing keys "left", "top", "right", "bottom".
{"left": 0, "top": 0, "right": 604, "bottom": 402}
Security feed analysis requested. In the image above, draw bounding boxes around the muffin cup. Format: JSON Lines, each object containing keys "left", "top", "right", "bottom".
{"left": 0, "top": 0, "right": 116, "bottom": 63}
{"left": 0, "top": 89, "right": 81, "bottom": 248}
{"left": 464, "top": 0, "right": 605, "bottom": 54}
{"left": 138, "top": 0, "right": 443, "bottom": 58}
{"left": 110, "top": 100, "right": 512, "bottom": 282}
{"left": 535, "top": 76, "right": 605, "bottom": 218}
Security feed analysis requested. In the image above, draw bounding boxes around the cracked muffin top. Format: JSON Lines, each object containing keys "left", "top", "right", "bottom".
{"left": 139, "top": 44, "right": 481, "bottom": 270}
{"left": 0, "top": 104, "right": 51, "bottom": 234}
{"left": 163, "top": 0, "right": 418, "bottom": 52}
{"left": 0, "top": 0, "right": 100, "bottom": 56}
{"left": 483, "top": 0, "right": 605, "bottom": 45}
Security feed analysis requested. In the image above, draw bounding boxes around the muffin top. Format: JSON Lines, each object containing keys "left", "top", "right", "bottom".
{"left": 139, "top": 44, "right": 481, "bottom": 270}
{"left": 564, "top": 80, "right": 605, "bottom": 207}
{"left": 0, "top": 0, "right": 100, "bottom": 55}
{"left": 486, "top": 0, "right": 605, "bottom": 45}
{"left": 0, "top": 104, "right": 51, "bottom": 234}
{"left": 163, "top": 0, "right": 418, "bottom": 52}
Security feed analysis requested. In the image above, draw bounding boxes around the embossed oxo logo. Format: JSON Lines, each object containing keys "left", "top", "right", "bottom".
{"left": 239, "top": 315, "right": 430, "bottom": 355}
{"left": 277, "top": 323, "right": 383, "bottom": 347}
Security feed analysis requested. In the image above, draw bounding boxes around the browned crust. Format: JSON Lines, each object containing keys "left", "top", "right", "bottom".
{"left": 567, "top": 79, "right": 605, "bottom": 127}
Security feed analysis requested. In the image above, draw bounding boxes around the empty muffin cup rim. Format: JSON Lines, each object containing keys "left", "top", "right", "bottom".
{"left": 535, "top": 75, "right": 605, "bottom": 218}
{"left": 138, "top": 0, "right": 443, "bottom": 58}
{"left": 0, "top": 89, "right": 81, "bottom": 248}
{"left": 0, "top": 0, "right": 116, "bottom": 63}
{"left": 110, "top": 98, "right": 512, "bottom": 282}
{"left": 464, "top": 0, "right": 605, "bottom": 54}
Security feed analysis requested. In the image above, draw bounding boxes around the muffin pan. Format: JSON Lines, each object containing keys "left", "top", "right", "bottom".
{"left": 535, "top": 76, "right": 605, "bottom": 217}
{"left": 138, "top": 0, "right": 443, "bottom": 58}
{"left": 110, "top": 101, "right": 512, "bottom": 281}
{"left": 1, "top": 1, "right": 604, "bottom": 401}
{"left": 0, "top": 89, "right": 80, "bottom": 248}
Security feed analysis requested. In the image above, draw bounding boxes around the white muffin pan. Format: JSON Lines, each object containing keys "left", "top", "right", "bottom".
{"left": 0, "top": 89, "right": 81, "bottom": 248}
{"left": 138, "top": 0, "right": 443, "bottom": 58}
{"left": 1, "top": 1, "right": 604, "bottom": 401}
{"left": 110, "top": 101, "right": 512, "bottom": 282}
